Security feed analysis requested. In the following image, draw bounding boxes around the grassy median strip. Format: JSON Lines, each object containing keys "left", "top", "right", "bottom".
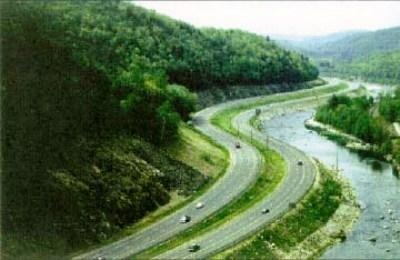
{"left": 217, "top": 162, "right": 343, "bottom": 259}
{"left": 134, "top": 137, "right": 285, "bottom": 259}
{"left": 134, "top": 83, "right": 348, "bottom": 259}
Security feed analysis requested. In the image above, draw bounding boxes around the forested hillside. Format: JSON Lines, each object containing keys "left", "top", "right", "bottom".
{"left": 280, "top": 26, "right": 400, "bottom": 84}
{"left": 327, "top": 50, "right": 400, "bottom": 84}
{"left": 287, "top": 27, "right": 400, "bottom": 62}
{"left": 1, "top": 1, "right": 318, "bottom": 256}
{"left": 274, "top": 30, "right": 365, "bottom": 56}
{"left": 311, "top": 27, "right": 400, "bottom": 61}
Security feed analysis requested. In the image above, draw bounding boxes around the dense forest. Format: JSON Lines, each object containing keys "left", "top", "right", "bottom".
{"left": 1, "top": 1, "right": 318, "bottom": 255}
{"left": 327, "top": 50, "right": 400, "bottom": 84}
{"left": 379, "top": 87, "right": 400, "bottom": 123}
{"left": 316, "top": 95, "right": 388, "bottom": 145}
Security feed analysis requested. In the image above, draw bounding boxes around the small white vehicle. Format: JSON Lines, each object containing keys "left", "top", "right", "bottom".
{"left": 195, "top": 202, "right": 204, "bottom": 209}
{"left": 179, "top": 215, "right": 191, "bottom": 223}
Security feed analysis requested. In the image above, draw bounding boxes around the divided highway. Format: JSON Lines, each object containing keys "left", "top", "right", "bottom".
{"left": 156, "top": 99, "right": 317, "bottom": 259}
{"left": 74, "top": 97, "right": 263, "bottom": 259}
{"left": 74, "top": 80, "right": 343, "bottom": 260}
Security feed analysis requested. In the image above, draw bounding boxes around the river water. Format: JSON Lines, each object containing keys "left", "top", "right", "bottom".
{"left": 262, "top": 111, "right": 400, "bottom": 259}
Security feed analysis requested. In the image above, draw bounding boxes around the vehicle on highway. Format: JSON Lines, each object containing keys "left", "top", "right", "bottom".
{"left": 188, "top": 244, "right": 200, "bottom": 252}
{"left": 235, "top": 142, "right": 241, "bottom": 149}
{"left": 195, "top": 202, "right": 204, "bottom": 209}
{"left": 179, "top": 215, "right": 191, "bottom": 223}
{"left": 297, "top": 160, "right": 303, "bottom": 166}
{"left": 261, "top": 208, "right": 270, "bottom": 214}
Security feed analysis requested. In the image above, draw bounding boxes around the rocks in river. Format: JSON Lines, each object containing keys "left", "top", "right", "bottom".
{"left": 368, "top": 236, "right": 377, "bottom": 242}
{"left": 383, "top": 225, "right": 389, "bottom": 230}
{"left": 386, "top": 249, "right": 391, "bottom": 252}
{"left": 388, "top": 209, "right": 393, "bottom": 215}
{"left": 380, "top": 215, "right": 385, "bottom": 220}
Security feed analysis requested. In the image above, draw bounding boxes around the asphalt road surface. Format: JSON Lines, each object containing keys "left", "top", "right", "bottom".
{"left": 74, "top": 96, "right": 263, "bottom": 260}
{"left": 155, "top": 99, "right": 317, "bottom": 259}
{"left": 74, "top": 79, "right": 342, "bottom": 260}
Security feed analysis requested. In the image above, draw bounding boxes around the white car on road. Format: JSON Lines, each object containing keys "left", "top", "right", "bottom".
{"left": 195, "top": 202, "right": 204, "bottom": 209}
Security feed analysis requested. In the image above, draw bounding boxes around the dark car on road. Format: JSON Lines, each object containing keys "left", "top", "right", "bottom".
{"left": 261, "top": 208, "right": 270, "bottom": 214}
{"left": 188, "top": 244, "right": 200, "bottom": 252}
{"left": 179, "top": 215, "right": 191, "bottom": 223}
{"left": 297, "top": 160, "right": 303, "bottom": 166}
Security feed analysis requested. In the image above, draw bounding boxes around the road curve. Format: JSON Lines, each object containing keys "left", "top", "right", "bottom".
{"left": 75, "top": 79, "right": 341, "bottom": 260}
{"left": 155, "top": 98, "right": 317, "bottom": 259}
{"left": 74, "top": 98, "right": 263, "bottom": 259}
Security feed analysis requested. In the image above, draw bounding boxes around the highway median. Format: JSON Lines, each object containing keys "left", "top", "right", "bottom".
{"left": 136, "top": 81, "right": 347, "bottom": 259}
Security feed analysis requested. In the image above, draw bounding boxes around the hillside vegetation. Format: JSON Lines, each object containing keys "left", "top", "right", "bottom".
{"left": 312, "top": 27, "right": 400, "bottom": 61}
{"left": 328, "top": 50, "right": 400, "bottom": 84}
{"left": 1, "top": 1, "right": 318, "bottom": 257}
{"left": 315, "top": 94, "right": 399, "bottom": 164}
{"left": 281, "top": 27, "right": 400, "bottom": 84}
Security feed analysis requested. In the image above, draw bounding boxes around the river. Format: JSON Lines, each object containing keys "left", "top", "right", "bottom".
{"left": 262, "top": 110, "right": 400, "bottom": 259}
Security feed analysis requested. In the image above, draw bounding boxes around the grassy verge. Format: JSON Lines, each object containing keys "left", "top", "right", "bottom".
{"left": 135, "top": 82, "right": 348, "bottom": 259}
{"left": 135, "top": 138, "right": 285, "bottom": 259}
{"left": 113, "top": 125, "right": 230, "bottom": 237}
{"left": 167, "top": 124, "right": 228, "bottom": 178}
{"left": 218, "top": 162, "right": 344, "bottom": 259}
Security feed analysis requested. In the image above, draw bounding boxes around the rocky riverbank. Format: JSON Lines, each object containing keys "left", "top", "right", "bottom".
{"left": 305, "top": 118, "right": 400, "bottom": 174}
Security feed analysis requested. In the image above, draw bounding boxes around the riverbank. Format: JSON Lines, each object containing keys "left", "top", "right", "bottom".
{"left": 142, "top": 81, "right": 346, "bottom": 259}
{"left": 263, "top": 110, "right": 400, "bottom": 258}
{"left": 211, "top": 82, "right": 360, "bottom": 259}
{"left": 216, "top": 161, "right": 360, "bottom": 259}
{"left": 305, "top": 117, "right": 400, "bottom": 173}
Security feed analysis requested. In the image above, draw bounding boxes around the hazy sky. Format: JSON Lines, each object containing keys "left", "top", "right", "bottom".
{"left": 134, "top": 1, "right": 400, "bottom": 37}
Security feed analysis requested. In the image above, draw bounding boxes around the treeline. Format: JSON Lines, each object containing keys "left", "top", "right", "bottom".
{"left": 316, "top": 95, "right": 391, "bottom": 154}
{"left": 316, "top": 93, "right": 400, "bottom": 170}
{"left": 1, "top": 0, "right": 318, "bottom": 253}
{"left": 328, "top": 50, "right": 400, "bottom": 85}
{"left": 379, "top": 87, "right": 400, "bottom": 122}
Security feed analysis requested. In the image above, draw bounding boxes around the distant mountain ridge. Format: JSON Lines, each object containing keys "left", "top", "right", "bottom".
{"left": 312, "top": 26, "right": 400, "bottom": 61}
{"left": 273, "top": 26, "right": 400, "bottom": 84}
{"left": 272, "top": 30, "right": 367, "bottom": 51}
{"left": 275, "top": 26, "right": 400, "bottom": 61}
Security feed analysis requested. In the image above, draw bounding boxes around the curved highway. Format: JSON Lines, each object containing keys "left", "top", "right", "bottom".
{"left": 74, "top": 98, "right": 263, "bottom": 259}
{"left": 74, "top": 79, "right": 341, "bottom": 260}
{"left": 155, "top": 99, "right": 317, "bottom": 259}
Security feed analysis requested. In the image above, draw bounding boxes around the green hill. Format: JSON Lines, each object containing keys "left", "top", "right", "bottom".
{"left": 1, "top": 1, "right": 318, "bottom": 257}
{"left": 302, "top": 27, "right": 400, "bottom": 61}
{"left": 330, "top": 49, "right": 400, "bottom": 84}
{"left": 284, "top": 26, "right": 400, "bottom": 84}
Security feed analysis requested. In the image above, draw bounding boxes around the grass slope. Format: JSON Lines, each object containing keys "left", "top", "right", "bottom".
{"left": 111, "top": 125, "right": 229, "bottom": 238}
{"left": 218, "top": 162, "right": 343, "bottom": 259}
